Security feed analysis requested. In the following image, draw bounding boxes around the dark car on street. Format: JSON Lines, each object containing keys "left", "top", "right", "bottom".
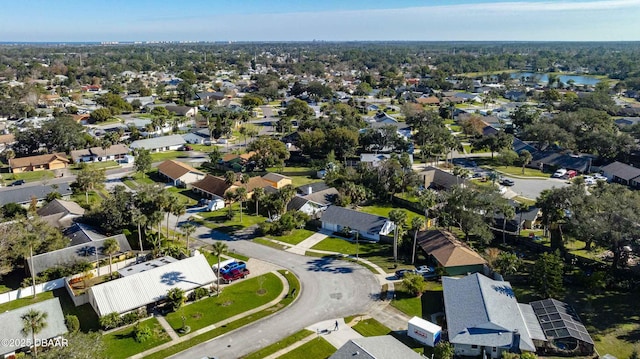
{"left": 8, "top": 179, "right": 25, "bottom": 186}
{"left": 500, "top": 178, "right": 515, "bottom": 186}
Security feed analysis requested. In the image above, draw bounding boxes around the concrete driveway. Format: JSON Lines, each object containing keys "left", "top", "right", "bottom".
{"left": 171, "top": 234, "right": 380, "bottom": 359}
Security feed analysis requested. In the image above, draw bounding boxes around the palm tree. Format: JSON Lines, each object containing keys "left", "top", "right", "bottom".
{"left": 224, "top": 171, "right": 237, "bottom": 187}
{"left": 519, "top": 150, "right": 532, "bottom": 174}
{"left": 180, "top": 221, "right": 196, "bottom": 256}
{"left": 278, "top": 185, "right": 296, "bottom": 215}
{"left": 388, "top": 209, "right": 407, "bottom": 263}
{"left": 516, "top": 202, "right": 529, "bottom": 236}
{"left": 211, "top": 241, "right": 228, "bottom": 296}
{"left": 410, "top": 217, "right": 424, "bottom": 265}
{"left": 253, "top": 187, "right": 265, "bottom": 216}
{"left": 171, "top": 202, "right": 187, "bottom": 240}
{"left": 131, "top": 207, "right": 147, "bottom": 252}
{"left": 223, "top": 190, "right": 235, "bottom": 218}
{"left": 418, "top": 190, "right": 436, "bottom": 227}
{"left": 21, "top": 309, "right": 47, "bottom": 358}
{"left": 164, "top": 194, "right": 179, "bottom": 240}
{"left": 235, "top": 187, "right": 248, "bottom": 223}
{"left": 500, "top": 204, "right": 516, "bottom": 245}
{"left": 103, "top": 238, "right": 120, "bottom": 279}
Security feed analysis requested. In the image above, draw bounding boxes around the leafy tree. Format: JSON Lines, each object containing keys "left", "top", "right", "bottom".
{"left": 150, "top": 106, "right": 170, "bottom": 118}
{"left": 494, "top": 252, "right": 521, "bottom": 276}
{"left": 241, "top": 94, "right": 265, "bottom": 108}
{"left": 166, "top": 287, "right": 185, "bottom": 311}
{"left": 434, "top": 341, "right": 454, "bottom": 359}
{"left": 247, "top": 137, "right": 290, "bottom": 170}
{"left": 497, "top": 149, "right": 519, "bottom": 167}
{"left": 103, "top": 238, "right": 120, "bottom": 279}
{"left": 85, "top": 185, "right": 134, "bottom": 235}
{"left": 531, "top": 251, "right": 564, "bottom": 298}
{"left": 402, "top": 273, "right": 427, "bottom": 297}
{"left": 284, "top": 98, "right": 314, "bottom": 118}
{"left": 74, "top": 164, "right": 106, "bottom": 204}
{"left": 418, "top": 190, "right": 437, "bottom": 226}
{"left": 134, "top": 149, "right": 152, "bottom": 177}
{"left": 211, "top": 242, "right": 228, "bottom": 296}
{"left": 2, "top": 202, "right": 27, "bottom": 218}
{"left": 22, "top": 309, "right": 48, "bottom": 358}
{"left": 90, "top": 108, "right": 112, "bottom": 123}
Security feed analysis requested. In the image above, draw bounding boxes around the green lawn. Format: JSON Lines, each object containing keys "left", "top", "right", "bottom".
{"left": 352, "top": 318, "right": 392, "bottom": 337}
{"left": 166, "top": 186, "right": 199, "bottom": 206}
{"left": 149, "top": 151, "right": 185, "bottom": 162}
{"left": 276, "top": 337, "right": 335, "bottom": 359}
{"left": 310, "top": 237, "right": 418, "bottom": 273}
{"left": 103, "top": 318, "right": 171, "bottom": 359}
{"left": 72, "top": 160, "right": 119, "bottom": 171}
{"left": 390, "top": 282, "right": 444, "bottom": 320}
{"left": 267, "top": 228, "right": 315, "bottom": 245}
{"left": 254, "top": 238, "right": 288, "bottom": 250}
{"left": 1, "top": 170, "right": 55, "bottom": 183}
{"left": 165, "top": 273, "right": 283, "bottom": 333}
{"left": 198, "top": 205, "right": 265, "bottom": 233}
{"left": 53, "top": 289, "right": 100, "bottom": 332}
{"left": 489, "top": 165, "right": 551, "bottom": 178}
{"left": 266, "top": 166, "right": 321, "bottom": 187}
{"left": 359, "top": 204, "right": 421, "bottom": 223}
{"left": 0, "top": 291, "right": 54, "bottom": 312}
{"left": 241, "top": 330, "right": 314, "bottom": 359}
{"left": 144, "top": 270, "right": 299, "bottom": 359}
{"left": 70, "top": 190, "right": 102, "bottom": 208}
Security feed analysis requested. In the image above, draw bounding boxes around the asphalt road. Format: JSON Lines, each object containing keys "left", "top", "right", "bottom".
{"left": 508, "top": 176, "right": 570, "bottom": 199}
{"left": 170, "top": 231, "right": 380, "bottom": 359}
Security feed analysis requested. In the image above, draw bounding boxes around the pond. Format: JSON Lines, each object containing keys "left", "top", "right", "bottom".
{"left": 510, "top": 72, "right": 600, "bottom": 86}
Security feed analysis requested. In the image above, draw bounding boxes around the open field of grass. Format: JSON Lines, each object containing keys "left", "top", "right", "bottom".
{"left": 1, "top": 170, "right": 55, "bottom": 183}
{"left": 165, "top": 273, "right": 282, "bottom": 333}
{"left": 149, "top": 151, "right": 186, "bottom": 162}
{"left": 390, "top": 282, "right": 444, "bottom": 320}
{"left": 266, "top": 166, "right": 321, "bottom": 187}
{"left": 276, "top": 337, "right": 335, "bottom": 359}
{"left": 103, "top": 318, "right": 171, "bottom": 359}
{"left": 359, "top": 203, "right": 422, "bottom": 223}
{"left": 198, "top": 205, "right": 265, "bottom": 232}
{"left": 241, "top": 329, "right": 314, "bottom": 359}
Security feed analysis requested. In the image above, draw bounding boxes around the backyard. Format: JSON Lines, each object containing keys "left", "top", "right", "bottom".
{"left": 165, "top": 273, "right": 283, "bottom": 333}
{"left": 390, "top": 282, "right": 444, "bottom": 321}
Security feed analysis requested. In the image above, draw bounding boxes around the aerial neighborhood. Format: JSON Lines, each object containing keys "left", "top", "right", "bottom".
{"left": 0, "top": 40, "right": 639, "bottom": 359}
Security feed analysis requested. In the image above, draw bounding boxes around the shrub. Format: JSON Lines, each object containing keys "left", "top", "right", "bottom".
{"left": 520, "top": 352, "right": 537, "bottom": 359}
{"left": 99, "top": 312, "right": 122, "bottom": 330}
{"left": 434, "top": 341, "right": 454, "bottom": 359}
{"left": 166, "top": 288, "right": 185, "bottom": 312}
{"left": 402, "top": 273, "right": 427, "bottom": 297}
{"left": 133, "top": 323, "right": 153, "bottom": 343}
{"left": 122, "top": 311, "right": 141, "bottom": 325}
{"left": 65, "top": 315, "right": 80, "bottom": 333}
{"left": 190, "top": 287, "right": 209, "bottom": 301}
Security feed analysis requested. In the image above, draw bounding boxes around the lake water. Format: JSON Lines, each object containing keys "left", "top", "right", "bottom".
{"left": 510, "top": 72, "right": 600, "bottom": 86}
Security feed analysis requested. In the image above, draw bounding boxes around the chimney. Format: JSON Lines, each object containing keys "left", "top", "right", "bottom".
{"left": 510, "top": 330, "right": 521, "bottom": 354}
{"left": 307, "top": 186, "right": 312, "bottom": 195}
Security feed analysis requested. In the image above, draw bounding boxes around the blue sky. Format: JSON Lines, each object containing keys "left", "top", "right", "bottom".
{"left": 1, "top": 0, "right": 640, "bottom": 42}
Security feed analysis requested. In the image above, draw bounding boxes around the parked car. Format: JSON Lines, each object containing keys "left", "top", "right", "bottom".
{"left": 395, "top": 269, "right": 418, "bottom": 279}
{"left": 583, "top": 176, "right": 597, "bottom": 185}
{"left": 593, "top": 173, "right": 608, "bottom": 181}
{"left": 416, "top": 265, "right": 438, "bottom": 280}
{"left": 564, "top": 170, "right": 577, "bottom": 179}
{"left": 8, "top": 179, "right": 25, "bottom": 186}
{"left": 221, "top": 268, "right": 250, "bottom": 283}
{"left": 179, "top": 145, "right": 193, "bottom": 151}
{"left": 552, "top": 168, "right": 567, "bottom": 178}
{"left": 500, "top": 178, "right": 515, "bottom": 186}
{"left": 220, "top": 261, "right": 247, "bottom": 274}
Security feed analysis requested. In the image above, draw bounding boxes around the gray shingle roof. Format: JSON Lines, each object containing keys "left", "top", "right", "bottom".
{"left": 0, "top": 182, "right": 73, "bottom": 206}
{"left": 601, "top": 161, "right": 640, "bottom": 181}
{"left": 443, "top": 273, "right": 541, "bottom": 352}
{"left": 0, "top": 298, "right": 67, "bottom": 356}
{"left": 130, "top": 134, "right": 186, "bottom": 151}
{"left": 321, "top": 206, "right": 393, "bottom": 235}
{"left": 36, "top": 199, "right": 85, "bottom": 217}
{"left": 26, "top": 234, "right": 131, "bottom": 275}
{"left": 330, "top": 335, "right": 422, "bottom": 359}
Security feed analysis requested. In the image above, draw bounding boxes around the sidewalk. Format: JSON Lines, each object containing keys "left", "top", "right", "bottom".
{"left": 285, "top": 232, "right": 327, "bottom": 255}
{"left": 305, "top": 318, "right": 363, "bottom": 349}
{"left": 129, "top": 270, "right": 290, "bottom": 359}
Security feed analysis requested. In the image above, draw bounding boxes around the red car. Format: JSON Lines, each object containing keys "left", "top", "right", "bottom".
{"left": 221, "top": 268, "right": 250, "bottom": 283}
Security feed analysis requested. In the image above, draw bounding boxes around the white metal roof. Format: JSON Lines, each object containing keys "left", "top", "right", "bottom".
{"left": 89, "top": 254, "right": 215, "bottom": 316}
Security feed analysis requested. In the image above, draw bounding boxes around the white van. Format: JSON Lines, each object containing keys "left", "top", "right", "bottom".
{"left": 552, "top": 168, "right": 567, "bottom": 178}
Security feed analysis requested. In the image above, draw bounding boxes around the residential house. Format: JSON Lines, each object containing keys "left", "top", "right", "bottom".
{"left": 529, "top": 151, "right": 592, "bottom": 174}
{"left": 0, "top": 298, "right": 67, "bottom": 358}
{"left": 9, "top": 153, "right": 70, "bottom": 173}
{"left": 0, "top": 182, "right": 73, "bottom": 207}
{"left": 530, "top": 299, "right": 594, "bottom": 356}
{"left": 262, "top": 173, "right": 292, "bottom": 189}
{"left": 288, "top": 182, "right": 339, "bottom": 217}
{"left": 416, "top": 230, "right": 487, "bottom": 276}
{"left": 330, "top": 335, "right": 423, "bottom": 359}
{"left": 600, "top": 161, "right": 640, "bottom": 188}
{"left": 70, "top": 144, "right": 129, "bottom": 163}
{"left": 419, "top": 166, "right": 467, "bottom": 190}
{"left": 195, "top": 91, "right": 225, "bottom": 104}
{"left": 166, "top": 105, "right": 198, "bottom": 117}
{"left": 64, "top": 223, "right": 107, "bottom": 246}
{"left": 26, "top": 234, "right": 131, "bottom": 276}
{"left": 182, "top": 131, "right": 209, "bottom": 144}
{"left": 505, "top": 90, "right": 528, "bottom": 102}
{"left": 369, "top": 112, "right": 398, "bottom": 124}
{"left": 191, "top": 174, "right": 271, "bottom": 200}
{"left": 416, "top": 96, "right": 440, "bottom": 105}
{"left": 320, "top": 206, "right": 395, "bottom": 241}
{"left": 493, "top": 201, "right": 541, "bottom": 234}
{"left": 443, "top": 273, "right": 546, "bottom": 358}
{"left": 87, "top": 254, "right": 215, "bottom": 317}
{"left": 130, "top": 134, "right": 186, "bottom": 153}
{"left": 157, "top": 160, "right": 205, "bottom": 187}
{"left": 221, "top": 151, "right": 256, "bottom": 172}
{"left": 36, "top": 199, "right": 85, "bottom": 229}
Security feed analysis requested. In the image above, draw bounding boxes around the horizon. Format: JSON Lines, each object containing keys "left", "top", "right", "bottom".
{"left": 2, "top": 0, "right": 640, "bottom": 42}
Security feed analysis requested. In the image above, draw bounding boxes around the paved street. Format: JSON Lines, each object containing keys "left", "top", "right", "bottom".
{"left": 508, "top": 176, "right": 570, "bottom": 199}
{"left": 171, "top": 228, "right": 380, "bottom": 359}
